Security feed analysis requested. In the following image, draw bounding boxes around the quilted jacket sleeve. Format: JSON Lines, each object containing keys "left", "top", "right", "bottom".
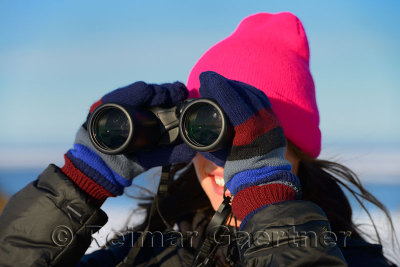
{"left": 0, "top": 164, "right": 108, "bottom": 267}
{"left": 239, "top": 200, "right": 347, "bottom": 266}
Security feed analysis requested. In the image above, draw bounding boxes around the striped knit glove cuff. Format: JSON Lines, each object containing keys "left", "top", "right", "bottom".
{"left": 198, "top": 71, "right": 302, "bottom": 225}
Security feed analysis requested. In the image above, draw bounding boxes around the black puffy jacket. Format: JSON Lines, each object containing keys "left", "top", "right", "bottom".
{"left": 0, "top": 165, "right": 393, "bottom": 266}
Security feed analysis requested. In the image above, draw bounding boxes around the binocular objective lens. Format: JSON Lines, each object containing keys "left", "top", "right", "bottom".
{"left": 184, "top": 104, "right": 222, "bottom": 147}
{"left": 95, "top": 108, "right": 130, "bottom": 150}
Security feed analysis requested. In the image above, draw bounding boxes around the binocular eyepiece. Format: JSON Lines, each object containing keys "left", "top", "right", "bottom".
{"left": 88, "top": 99, "right": 233, "bottom": 155}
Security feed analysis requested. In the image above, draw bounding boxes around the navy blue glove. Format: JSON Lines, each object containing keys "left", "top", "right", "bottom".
{"left": 61, "top": 81, "right": 196, "bottom": 203}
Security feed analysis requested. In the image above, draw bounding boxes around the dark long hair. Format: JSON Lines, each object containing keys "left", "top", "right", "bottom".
{"left": 287, "top": 140, "right": 396, "bottom": 244}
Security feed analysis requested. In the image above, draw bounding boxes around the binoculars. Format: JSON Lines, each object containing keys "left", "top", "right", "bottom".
{"left": 88, "top": 99, "right": 233, "bottom": 155}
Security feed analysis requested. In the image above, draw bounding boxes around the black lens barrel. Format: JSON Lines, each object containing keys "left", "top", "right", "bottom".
{"left": 88, "top": 103, "right": 161, "bottom": 155}
{"left": 179, "top": 99, "right": 232, "bottom": 152}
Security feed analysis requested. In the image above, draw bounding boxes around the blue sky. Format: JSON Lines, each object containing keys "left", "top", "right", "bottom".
{"left": 1, "top": 0, "right": 400, "bottom": 154}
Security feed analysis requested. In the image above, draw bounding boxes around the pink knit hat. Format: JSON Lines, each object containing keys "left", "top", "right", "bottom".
{"left": 187, "top": 12, "right": 321, "bottom": 158}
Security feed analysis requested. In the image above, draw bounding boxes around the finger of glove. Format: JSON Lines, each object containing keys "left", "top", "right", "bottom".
{"left": 135, "top": 142, "right": 196, "bottom": 169}
{"left": 102, "top": 81, "right": 188, "bottom": 107}
{"left": 198, "top": 71, "right": 271, "bottom": 127}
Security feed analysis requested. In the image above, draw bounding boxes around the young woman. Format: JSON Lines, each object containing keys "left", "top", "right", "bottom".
{"left": 0, "top": 12, "right": 395, "bottom": 266}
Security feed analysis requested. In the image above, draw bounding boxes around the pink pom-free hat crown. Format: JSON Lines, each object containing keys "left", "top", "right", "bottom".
{"left": 187, "top": 12, "right": 321, "bottom": 158}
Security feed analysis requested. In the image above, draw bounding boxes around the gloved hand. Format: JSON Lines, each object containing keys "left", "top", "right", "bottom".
{"left": 61, "top": 81, "right": 196, "bottom": 204}
{"left": 199, "top": 71, "right": 302, "bottom": 224}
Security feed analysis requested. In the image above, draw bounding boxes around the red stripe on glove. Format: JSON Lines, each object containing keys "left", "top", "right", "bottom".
{"left": 89, "top": 99, "right": 103, "bottom": 114}
{"left": 232, "top": 183, "right": 296, "bottom": 220}
{"left": 233, "top": 107, "right": 281, "bottom": 146}
{"left": 61, "top": 154, "right": 113, "bottom": 204}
